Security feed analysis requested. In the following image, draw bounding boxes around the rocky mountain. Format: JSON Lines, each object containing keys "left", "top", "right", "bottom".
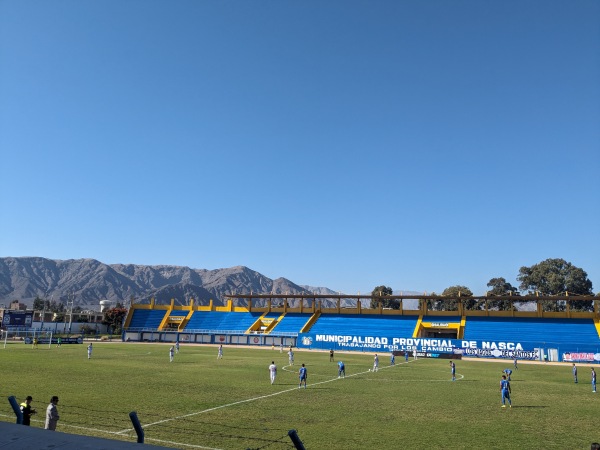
{"left": 0, "top": 257, "right": 346, "bottom": 310}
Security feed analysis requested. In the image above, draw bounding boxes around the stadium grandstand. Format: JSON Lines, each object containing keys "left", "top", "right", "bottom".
{"left": 122, "top": 294, "right": 600, "bottom": 364}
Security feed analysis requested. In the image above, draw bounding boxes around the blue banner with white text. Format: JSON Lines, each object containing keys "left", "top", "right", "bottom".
{"left": 295, "top": 332, "right": 600, "bottom": 361}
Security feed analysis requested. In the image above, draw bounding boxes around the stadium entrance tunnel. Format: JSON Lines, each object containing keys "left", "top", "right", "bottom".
{"left": 414, "top": 317, "right": 463, "bottom": 339}
{"left": 422, "top": 329, "right": 458, "bottom": 339}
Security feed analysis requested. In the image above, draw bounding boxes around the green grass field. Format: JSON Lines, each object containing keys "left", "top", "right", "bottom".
{"left": 0, "top": 341, "right": 598, "bottom": 449}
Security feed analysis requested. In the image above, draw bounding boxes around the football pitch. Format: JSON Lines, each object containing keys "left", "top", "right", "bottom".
{"left": 0, "top": 341, "right": 597, "bottom": 449}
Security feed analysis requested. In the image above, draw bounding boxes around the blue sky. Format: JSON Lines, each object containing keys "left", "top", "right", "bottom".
{"left": 1, "top": 1, "right": 598, "bottom": 295}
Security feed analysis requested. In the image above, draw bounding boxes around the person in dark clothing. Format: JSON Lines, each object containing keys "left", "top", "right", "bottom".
{"left": 20, "top": 396, "right": 36, "bottom": 426}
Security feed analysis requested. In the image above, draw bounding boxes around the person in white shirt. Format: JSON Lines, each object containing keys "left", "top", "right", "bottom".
{"left": 373, "top": 354, "right": 379, "bottom": 372}
{"left": 269, "top": 361, "right": 277, "bottom": 384}
{"left": 45, "top": 396, "right": 59, "bottom": 431}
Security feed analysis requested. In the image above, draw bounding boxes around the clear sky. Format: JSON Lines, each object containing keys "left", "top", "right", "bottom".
{"left": 1, "top": 1, "right": 598, "bottom": 296}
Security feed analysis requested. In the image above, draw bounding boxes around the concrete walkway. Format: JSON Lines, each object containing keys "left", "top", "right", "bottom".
{"left": 0, "top": 422, "right": 171, "bottom": 449}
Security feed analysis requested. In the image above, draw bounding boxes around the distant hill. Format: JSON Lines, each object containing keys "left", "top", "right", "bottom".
{"left": 0, "top": 257, "right": 365, "bottom": 310}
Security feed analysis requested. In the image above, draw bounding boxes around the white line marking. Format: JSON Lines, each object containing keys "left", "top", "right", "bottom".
{"left": 119, "top": 359, "right": 423, "bottom": 434}
{"left": 145, "top": 437, "right": 222, "bottom": 449}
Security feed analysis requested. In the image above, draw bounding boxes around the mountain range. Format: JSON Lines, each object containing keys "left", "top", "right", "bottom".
{"left": 0, "top": 257, "right": 347, "bottom": 310}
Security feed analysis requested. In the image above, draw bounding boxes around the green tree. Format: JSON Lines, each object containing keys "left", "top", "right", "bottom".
{"left": 428, "top": 286, "right": 474, "bottom": 311}
{"left": 33, "top": 297, "right": 52, "bottom": 311}
{"left": 53, "top": 313, "right": 65, "bottom": 322}
{"left": 369, "top": 285, "right": 395, "bottom": 309}
{"left": 33, "top": 296, "right": 44, "bottom": 310}
{"left": 102, "top": 307, "right": 128, "bottom": 334}
{"left": 517, "top": 258, "right": 594, "bottom": 312}
{"left": 49, "top": 300, "right": 65, "bottom": 313}
{"left": 486, "top": 277, "right": 519, "bottom": 311}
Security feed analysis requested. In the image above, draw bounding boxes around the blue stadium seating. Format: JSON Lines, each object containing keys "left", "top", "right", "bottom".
{"left": 217, "top": 312, "right": 263, "bottom": 332}
{"left": 270, "top": 313, "right": 310, "bottom": 333}
{"left": 309, "top": 314, "right": 418, "bottom": 336}
{"left": 464, "top": 317, "right": 600, "bottom": 353}
{"left": 128, "top": 309, "right": 167, "bottom": 329}
{"left": 183, "top": 311, "right": 262, "bottom": 332}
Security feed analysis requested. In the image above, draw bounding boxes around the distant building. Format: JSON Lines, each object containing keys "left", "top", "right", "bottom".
{"left": 9, "top": 300, "right": 27, "bottom": 311}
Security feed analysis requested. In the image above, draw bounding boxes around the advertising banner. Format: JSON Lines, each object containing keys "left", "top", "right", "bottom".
{"left": 2, "top": 311, "right": 34, "bottom": 328}
{"left": 24, "top": 336, "right": 83, "bottom": 345}
{"left": 562, "top": 352, "right": 600, "bottom": 363}
{"left": 297, "top": 333, "right": 541, "bottom": 360}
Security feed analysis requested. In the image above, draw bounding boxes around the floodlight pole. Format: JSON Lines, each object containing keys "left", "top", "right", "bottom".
{"left": 41, "top": 293, "right": 47, "bottom": 332}
{"left": 68, "top": 293, "right": 74, "bottom": 334}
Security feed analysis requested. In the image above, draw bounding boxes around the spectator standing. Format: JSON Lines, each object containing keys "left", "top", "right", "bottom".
{"left": 45, "top": 396, "right": 59, "bottom": 430}
{"left": 19, "top": 396, "right": 36, "bottom": 426}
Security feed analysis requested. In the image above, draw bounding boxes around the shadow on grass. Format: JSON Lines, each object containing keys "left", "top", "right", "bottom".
{"left": 508, "top": 405, "right": 548, "bottom": 408}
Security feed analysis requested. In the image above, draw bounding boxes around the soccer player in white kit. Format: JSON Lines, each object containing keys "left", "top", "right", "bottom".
{"left": 87, "top": 343, "right": 93, "bottom": 359}
{"left": 269, "top": 361, "right": 277, "bottom": 384}
{"left": 373, "top": 354, "right": 379, "bottom": 372}
{"left": 218, "top": 344, "right": 223, "bottom": 359}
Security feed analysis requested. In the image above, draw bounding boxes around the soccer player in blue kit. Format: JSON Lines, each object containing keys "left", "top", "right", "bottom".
{"left": 503, "top": 368, "right": 512, "bottom": 381}
{"left": 299, "top": 363, "right": 307, "bottom": 389}
{"left": 500, "top": 374, "right": 512, "bottom": 408}
{"left": 338, "top": 361, "right": 345, "bottom": 378}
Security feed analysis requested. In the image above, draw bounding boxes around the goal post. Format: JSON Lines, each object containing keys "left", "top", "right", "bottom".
{"left": 1, "top": 329, "right": 64, "bottom": 348}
